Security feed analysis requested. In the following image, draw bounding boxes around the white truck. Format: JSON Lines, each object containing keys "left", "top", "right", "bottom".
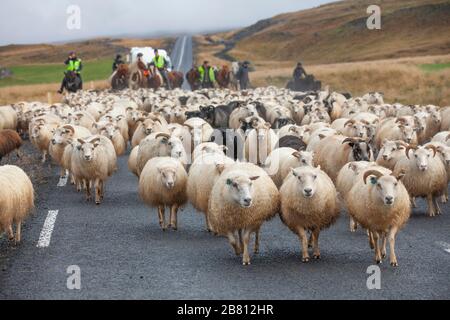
{"left": 128, "top": 47, "right": 172, "bottom": 71}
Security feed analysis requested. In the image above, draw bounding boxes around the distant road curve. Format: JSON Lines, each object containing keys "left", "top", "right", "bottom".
{"left": 170, "top": 36, "right": 193, "bottom": 90}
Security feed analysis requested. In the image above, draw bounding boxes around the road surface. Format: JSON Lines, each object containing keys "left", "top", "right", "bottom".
{"left": 0, "top": 37, "right": 449, "bottom": 300}
{"left": 170, "top": 36, "right": 193, "bottom": 90}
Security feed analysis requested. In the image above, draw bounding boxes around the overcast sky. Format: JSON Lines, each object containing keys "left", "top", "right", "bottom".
{"left": 0, "top": 0, "right": 334, "bottom": 45}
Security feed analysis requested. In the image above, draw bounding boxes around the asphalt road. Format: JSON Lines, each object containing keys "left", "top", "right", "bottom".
{"left": 0, "top": 37, "right": 449, "bottom": 300}
{"left": 170, "top": 35, "right": 193, "bottom": 90}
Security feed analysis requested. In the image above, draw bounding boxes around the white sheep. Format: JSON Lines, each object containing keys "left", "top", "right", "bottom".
{"left": 139, "top": 157, "right": 188, "bottom": 231}
{"left": 208, "top": 163, "right": 280, "bottom": 265}
{"left": 0, "top": 165, "right": 34, "bottom": 244}
{"left": 347, "top": 168, "right": 410, "bottom": 266}
{"left": 280, "top": 166, "right": 340, "bottom": 262}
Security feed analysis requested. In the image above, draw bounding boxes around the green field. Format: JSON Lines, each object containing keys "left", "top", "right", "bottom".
{"left": 419, "top": 62, "right": 450, "bottom": 72}
{"left": 0, "top": 58, "right": 112, "bottom": 87}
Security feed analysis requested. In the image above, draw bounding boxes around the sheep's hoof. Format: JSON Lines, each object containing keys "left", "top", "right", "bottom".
{"left": 381, "top": 253, "right": 386, "bottom": 259}
{"left": 302, "top": 257, "right": 310, "bottom": 263}
{"left": 376, "top": 259, "right": 382, "bottom": 264}
{"left": 95, "top": 201, "right": 101, "bottom": 206}
{"left": 242, "top": 261, "right": 251, "bottom": 266}
{"left": 313, "top": 254, "right": 321, "bottom": 260}
{"left": 254, "top": 249, "right": 259, "bottom": 255}
{"left": 172, "top": 227, "right": 178, "bottom": 231}
{"left": 390, "top": 261, "right": 398, "bottom": 267}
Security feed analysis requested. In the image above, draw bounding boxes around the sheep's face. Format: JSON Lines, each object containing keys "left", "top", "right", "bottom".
{"left": 168, "top": 138, "right": 186, "bottom": 160}
{"left": 380, "top": 140, "right": 399, "bottom": 161}
{"left": 346, "top": 121, "right": 366, "bottom": 138}
{"left": 102, "top": 125, "right": 119, "bottom": 139}
{"left": 78, "top": 139, "right": 99, "bottom": 162}
{"left": 291, "top": 167, "right": 320, "bottom": 199}
{"left": 31, "top": 125, "right": 44, "bottom": 140}
{"left": 190, "top": 126, "right": 203, "bottom": 146}
{"left": 289, "top": 126, "right": 310, "bottom": 141}
{"left": 292, "top": 151, "right": 314, "bottom": 167}
{"left": 142, "top": 120, "right": 157, "bottom": 136}
{"left": 430, "top": 111, "right": 441, "bottom": 125}
{"left": 226, "top": 175, "right": 260, "bottom": 208}
{"left": 158, "top": 166, "right": 177, "bottom": 189}
{"left": 412, "top": 147, "right": 433, "bottom": 171}
{"left": 371, "top": 175, "right": 402, "bottom": 206}
{"left": 413, "top": 114, "right": 427, "bottom": 132}
{"left": 52, "top": 127, "right": 74, "bottom": 145}
{"left": 399, "top": 125, "right": 415, "bottom": 144}
{"left": 127, "top": 110, "right": 141, "bottom": 123}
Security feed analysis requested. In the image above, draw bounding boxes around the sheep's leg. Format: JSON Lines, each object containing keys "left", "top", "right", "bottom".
{"left": 433, "top": 196, "right": 442, "bottom": 215}
{"left": 388, "top": 226, "right": 399, "bottom": 267}
{"left": 227, "top": 232, "right": 241, "bottom": 256}
{"left": 312, "top": 229, "right": 321, "bottom": 259}
{"left": 15, "top": 222, "right": 22, "bottom": 244}
{"left": 411, "top": 197, "right": 417, "bottom": 208}
{"left": 254, "top": 228, "right": 260, "bottom": 254}
{"left": 94, "top": 178, "right": 101, "bottom": 205}
{"left": 373, "top": 232, "right": 382, "bottom": 264}
{"left": 297, "top": 227, "right": 310, "bottom": 263}
{"left": 70, "top": 172, "right": 75, "bottom": 185}
{"left": 380, "top": 233, "right": 387, "bottom": 259}
{"left": 169, "top": 204, "right": 179, "bottom": 230}
{"left": 41, "top": 151, "right": 47, "bottom": 163}
{"left": 426, "top": 194, "right": 436, "bottom": 217}
{"left": 85, "top": 180, "right": 92, "bottom": 202}
{"left": 238, "top": 229, "right": 244, "bottom": 251}
{"left": 368, "top": 230, "right": 375, "bottom": 250}
{"left": 308, "top": 231, "right": 313, "bottom": 248}
{"left": 349, "top": 217, "right": 358, "bottom": 232}
{"left": 6, "top": 225, "right": 14, "bottom": 242}
{"left": 158, "top": 206, "right": 167, "bottom": 231}
{"left": 441, "top": 188, "right": 448, "bottom": 203}
{"left": 205, "top": 214, "right": 212, "bottom": 233}
{"left": 16, "top": 149, "right": 21, "bottom": 159}
{"left": 242, "top": 229, "right": 252, "bottom": 266}
{"left": 99, "top": 180, "right": 105, "bottom": 200}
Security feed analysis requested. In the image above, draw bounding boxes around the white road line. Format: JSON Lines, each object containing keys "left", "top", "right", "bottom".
{"left": 436, "top": 241, "right": 450, "bottom": 254}
{"left": 37, "top": 210, "right": 59, "bottom": 248}
{"left": 176, "top": 36, "right": 187, "bottom": 71}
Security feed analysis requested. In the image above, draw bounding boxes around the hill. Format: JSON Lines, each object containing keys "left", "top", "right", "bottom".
{"left": 197, "top": 0, "right": 450, "bottom": 65}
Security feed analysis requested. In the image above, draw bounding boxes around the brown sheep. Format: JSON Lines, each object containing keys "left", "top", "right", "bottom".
{"left": 0, "top": 130, "right": 22, "bottom": 161}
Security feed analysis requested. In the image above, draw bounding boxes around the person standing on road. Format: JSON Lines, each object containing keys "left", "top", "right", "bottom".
{"left": 58, "top": 51, "right": 83, "bottom": 94}
{"left": 150, "top": 49, "right": 171, "bottom": 90}
{"left": 112, "top": 54, "right": 125, "bottom": 72}
{"left": 198, "top": 61, "right": 216, "bottom": 89}
{"left": 237, "top": 61, "right": 250, "bottom": 90}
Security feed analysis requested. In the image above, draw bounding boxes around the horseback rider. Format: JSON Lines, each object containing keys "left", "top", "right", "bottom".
{"left": 112, "top": 54, "right": 125, "bottom": 72}
{"left": 150, "top": 49, "right": 171, "bottom": 90}
{"left": 58, "top": 51, "right": 82, "bottom": 94}
{"left": 293, "top": 62, "right": 308, "bottom": 82}
{"left": 237, "top": 61, "right": 250, "bottom": 90}
{"left": 198, "top": 61, "right": 216, "bottom": 89}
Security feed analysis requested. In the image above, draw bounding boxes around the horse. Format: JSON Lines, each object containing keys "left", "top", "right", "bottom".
{"left": 129, "top": 60, "right": 149, "bottom": 89}
{"left": 147, "top": 65, "right": 163, "bottom": 90}
{"left": 111, "top": 64, "right": 129, "bottom": 90}
{"left": 167, "top": 71, "right": 184, "bottom": 89}
{"left": 186, "top": 67, "right": 201, "bottom": 91}
{"left": 230, "top": 61, "right": 240, "bottom": 91}
{"left": 216, "top": 65, "right": 231, "bottom": 88}
{"left": 63, "top": 71, "right": 82, "bottom": 93}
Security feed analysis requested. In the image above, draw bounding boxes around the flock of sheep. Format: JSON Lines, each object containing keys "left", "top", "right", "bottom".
{"left": 1, "top": 86, "right": 450, "bottom": 267}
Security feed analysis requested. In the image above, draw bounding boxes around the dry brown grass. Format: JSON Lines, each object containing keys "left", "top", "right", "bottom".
{"left": 0, "top": 80, "right": 109, "bottom": 105}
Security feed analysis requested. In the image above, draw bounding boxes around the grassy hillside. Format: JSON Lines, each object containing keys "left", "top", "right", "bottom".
{"left": 199, "top": 0, "right": 450, "bottom": 64}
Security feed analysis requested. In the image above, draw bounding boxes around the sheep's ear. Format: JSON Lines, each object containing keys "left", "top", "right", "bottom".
{"left": 264, "top": 122, "right": 271, "bottom": 129}
{"left": 226, "top": 178, "right": 233, "bottom": 186}
{"left": 216, "top": 164, "right": 225, "bottom": 174}
{"left": 77, "top": 139, "right": 85, "bottom": 145}
{"left": 291, "top": 168, "right": 297, "bottom": 177}
{"left": 249, "top": 176, "right": 260, "bottom": 181}
{"left": 292, "top": 151, "right": 301, "bottom": 159}
{"left": 395, "top": 170, "right": 406, "bottom": 181}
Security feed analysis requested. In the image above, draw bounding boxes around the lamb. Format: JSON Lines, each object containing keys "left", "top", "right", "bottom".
{"left": 265, "top": 148, "right": 313, "bottom": 188}
{"left": 346, "top": 168, "right": 410, "bottom": 266}
{"left": 314, "top": 136, "right": 373, "bottom": 182}
{"left": 208, "top": 163, "right": 280, "bottom": 265}
{"left": 29, "top": 121, "right": 58, "bottom": 163}
{"left": 280, "top": 166, "right": 340, "bottom": 262}
{"left": 0, "top": 130, "right": 22, "bottom": 162}
{"left": 71, "top": 135, "right": 117, "bottom": 204}
{"left": 0, "top": 165, "right": 34, "bottom": 244}
{"left": 376, "top": 139, "right": 408, "bottom": 170}
{"left": 99, "top": 123, "right": 127, "bottom": 156}
{"left": 393, "top": 145, "right": 447, "bottom": 217}
{"left": 136, "top": 132, "right": 186, "bottom": 176}
{"left": 139, "top": 157, "right": 188, "bottom": 231}
{"left": 187, "top": 152, "right": 234, "bottom": 231}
